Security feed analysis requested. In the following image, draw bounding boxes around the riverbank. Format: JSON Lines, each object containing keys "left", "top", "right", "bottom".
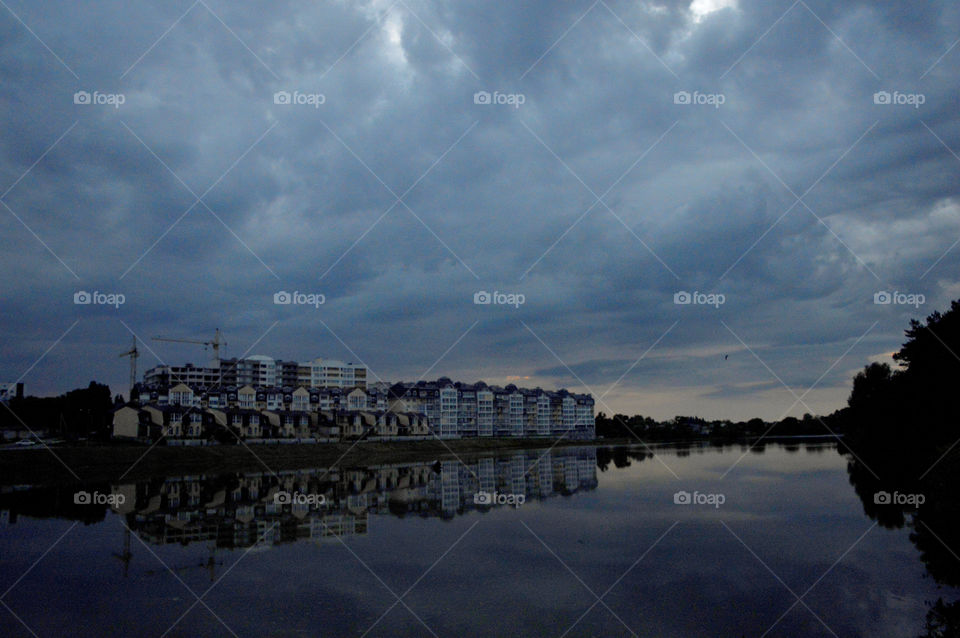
{"left": 0, "top": 437, "right": 604, "bottom": 486}
{"left": 0, "top": 435, "right": 840, "bottom": 486}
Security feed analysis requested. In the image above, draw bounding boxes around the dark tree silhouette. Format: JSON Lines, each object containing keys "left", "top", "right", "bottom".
{"left": 1, "top": 381, "right": 113, "bottom": 440}
{"left": 838, "top": 299, "right": 960, "bottom": 637}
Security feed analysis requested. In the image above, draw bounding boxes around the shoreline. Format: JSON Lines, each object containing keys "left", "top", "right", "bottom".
{"left": 0, "top": 435, "right": 839, "bottom": 486}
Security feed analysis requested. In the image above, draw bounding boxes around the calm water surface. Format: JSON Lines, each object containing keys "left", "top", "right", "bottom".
{"left": 0, "top": 443, "right": 952, "bottom": 637}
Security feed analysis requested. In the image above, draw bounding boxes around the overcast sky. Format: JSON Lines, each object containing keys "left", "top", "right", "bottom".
{"left": 1, "top": 0, "right": 958, "bottom": 420}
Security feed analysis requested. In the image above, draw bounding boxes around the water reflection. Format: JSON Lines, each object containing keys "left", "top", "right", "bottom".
{"left": 841, "top": 439, "right": 960, "bottom": 636}
{"left": 1, "top": 441, "right": 956, "bottom": 637}
{"left": 2, "top": 448, "right": 598, "bottom": 554}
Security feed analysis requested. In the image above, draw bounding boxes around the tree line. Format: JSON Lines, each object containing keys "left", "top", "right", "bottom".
{"left": 0, "top": 381, "right": 117, "bottom": 441}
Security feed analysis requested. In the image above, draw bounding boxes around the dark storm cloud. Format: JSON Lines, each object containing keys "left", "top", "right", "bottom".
{"left": 1, "top": 0, "right": 958, "bottom": 419}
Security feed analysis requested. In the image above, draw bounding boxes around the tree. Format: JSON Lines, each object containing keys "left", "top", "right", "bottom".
{"left": 844, "top": 299, "right": 960, "bottom": 449}
{"left": 847, "top": 362, "right": 892, "bottom": 414}
{"left": 0, "top": 381, "right": 113, "bottom": 440}
{"left": 839, "top": 300, "right": 960, "bottom": 636}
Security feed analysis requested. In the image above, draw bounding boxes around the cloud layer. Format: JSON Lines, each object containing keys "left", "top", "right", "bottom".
{"left": 1, "top": 0, "right": 958, "bottom": 419}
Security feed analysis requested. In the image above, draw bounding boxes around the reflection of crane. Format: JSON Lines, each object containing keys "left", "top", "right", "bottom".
{"left": 119, "top": 336, "right": 138, "bottom": 400}
{"left": 144, "top": 543, "right": 222, "bottom": 582}
{"left": 113, "top": 526, "right": 132, "bottom": 577}
{"left": 152, "top": 329, "right": 226, "bottom": 368}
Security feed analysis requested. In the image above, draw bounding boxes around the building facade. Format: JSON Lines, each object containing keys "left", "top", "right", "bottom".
{"left": 388, "top": 380, "right": 595, "bottom": 440}
{"left": 143, "top": 355, "right": 368, "bottom": 392}
{"left": 120, "top": 369, "right": 595, "bottom": 443}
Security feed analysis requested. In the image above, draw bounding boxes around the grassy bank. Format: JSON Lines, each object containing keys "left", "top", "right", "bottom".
{"left": 0, "top": 436, "right": 841, "bottom": 486}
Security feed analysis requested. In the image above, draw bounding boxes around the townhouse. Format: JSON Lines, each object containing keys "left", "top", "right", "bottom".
{"left": 115, "top": 381, "right": 428, "bottom": 443}
{"left": 116, "top": 369, "right": 594, "bottom": 442}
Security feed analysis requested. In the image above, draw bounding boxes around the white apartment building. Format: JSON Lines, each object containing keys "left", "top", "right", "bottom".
{"left": 509, "top": 393, "right": 524, "bottom": 436}
{"left": 562, "top": 396, "right": 577, "bottom": 430}
{"left": 145, "top": 356, "right": 368, "bottom": 391}
{"left": 298, "top": 358, "right": 368, "bottom": 389}
{"left": 477, "top": 390, "right": 494, "bottom": 437}
{"left": 439, "top": 386, "right": 458, "bottom": 437}
{"left": 536, "top": 394, "right": 551, "bottom": 436}
{"left": 392, "top": 381, "right": 596, "bottom": 440}
{"left": 235, "top": 355, "right": 278, "bottom": 387}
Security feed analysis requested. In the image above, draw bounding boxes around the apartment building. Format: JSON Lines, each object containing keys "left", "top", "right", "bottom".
{"left": 297, "top": 358, "right": 367, "bottom": 389}
{"left": 143, "top": 363, "right": 221, "bottom": 387}
{"left": 120, "top": 372, "right": 594, "bottom": 442}
{"left": 389, "top": 380, "right": 595, "bottom": 440}
{"left": 143, "top": 356, "right": 367, "bottom": 392}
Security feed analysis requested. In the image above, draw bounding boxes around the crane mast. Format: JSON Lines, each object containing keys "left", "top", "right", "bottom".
{"left": 118, "top": 336, "right": 138, "bottom": 401}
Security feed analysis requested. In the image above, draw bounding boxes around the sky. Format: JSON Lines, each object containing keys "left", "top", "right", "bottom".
{"left": 1, "top": 0, "right": 958, "bottom": 421}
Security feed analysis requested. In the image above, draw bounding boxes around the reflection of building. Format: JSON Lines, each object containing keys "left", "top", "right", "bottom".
{"left": 440, "top": 461, "right": 460, "bottom": 517}
{"left": 124, "top": 468, "right": 369, "bottom": 549}
{"left": 113, "top": 448, "right": 598, "bottom": 549}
